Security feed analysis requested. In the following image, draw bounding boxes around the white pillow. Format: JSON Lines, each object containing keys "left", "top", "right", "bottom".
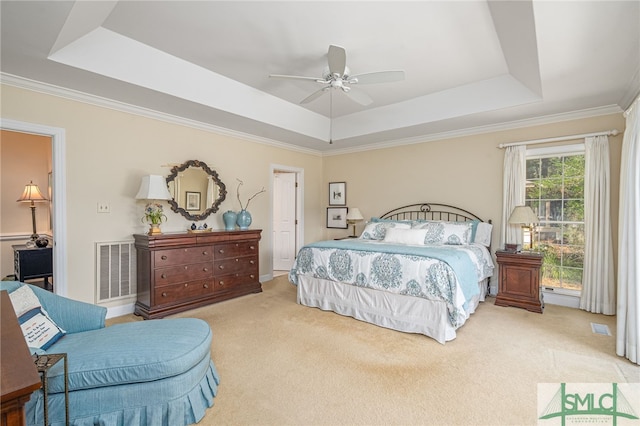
{"left": 9, "top": 283, "right": 41, "bottom": 317}
{"left": 360, "top": 221, "right": 411, "bottom": 240}
{"left": 383, "top": 228, "right": 428, "bottom": 245}
{"left": 9, "top": 285, "right": 66, "bottom": 350}
{"left": 441, "top": 222, "right": 473, "bottom": 245}
{"left": 411, "top": 221, "right": 444, "bottom": 244}
{"left": 474, "top": 222, "right": 493, "bottom": 246}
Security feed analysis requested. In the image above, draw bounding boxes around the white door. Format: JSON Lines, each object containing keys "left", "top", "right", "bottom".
{"left": 273, "top": 172, "right": 297, "bottom": 271}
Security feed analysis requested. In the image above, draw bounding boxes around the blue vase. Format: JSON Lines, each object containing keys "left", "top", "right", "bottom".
{"left": 223, "top": 210, "right": 237, "bottom": 231}
{"left": 236, "top": 209, "right": 252, "bottom": 230}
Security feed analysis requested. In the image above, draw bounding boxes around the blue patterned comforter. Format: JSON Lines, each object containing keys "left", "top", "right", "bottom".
{"left": 289, "top": 240, "right": 494, "bottom": 327}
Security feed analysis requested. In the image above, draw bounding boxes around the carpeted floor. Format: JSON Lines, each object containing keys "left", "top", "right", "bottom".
{"left": 108, "top": 275, "right": 639, "bottom": 425}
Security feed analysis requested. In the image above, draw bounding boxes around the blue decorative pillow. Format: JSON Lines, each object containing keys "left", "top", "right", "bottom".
{"left": 18, "top": 307, "right": 66, "bottom": 350}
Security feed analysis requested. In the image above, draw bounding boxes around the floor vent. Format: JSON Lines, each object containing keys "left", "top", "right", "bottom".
{"left": 591, "top": 322, "right": 611, "bottom": 336}
{"left": 96, "top": 241, "right": 136, "bottom": 304}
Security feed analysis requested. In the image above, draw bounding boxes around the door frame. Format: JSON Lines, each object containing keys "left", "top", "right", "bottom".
{"left": 270, "top": 164, "right": 303, "bottom": 276}
{"left": 1, "top": 118, "right": 68, "bottom": 296}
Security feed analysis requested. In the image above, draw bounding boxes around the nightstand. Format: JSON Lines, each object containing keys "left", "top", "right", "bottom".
{"left": 495, "top": 250, "right": 544, "bottom": 313}
{"left": 13, "top": 244, "right": 53, "bottom": 290}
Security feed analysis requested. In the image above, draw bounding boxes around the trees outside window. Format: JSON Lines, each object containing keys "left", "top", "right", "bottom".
{"left": 526, "top": 149, "right": 585, "bottom": 293}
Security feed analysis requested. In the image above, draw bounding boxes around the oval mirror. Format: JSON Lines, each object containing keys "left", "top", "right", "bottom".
{"left": 166, "top": 160, "right": 227, "bottom": 221}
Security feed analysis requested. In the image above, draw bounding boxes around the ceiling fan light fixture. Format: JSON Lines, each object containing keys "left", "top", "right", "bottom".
{"left": 270, "top": 45, "right": 405, "bottom": 106}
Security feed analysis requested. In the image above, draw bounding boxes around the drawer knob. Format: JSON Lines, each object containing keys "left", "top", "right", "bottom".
{"left": 203, "top": 283, "right": 209, "bottom": 289}
{"left": 161, "top": 274, "right": 167, "bottom": 279}
{"left": 202, "top": 251, "right": 208, "bottom": 255}
{"left": 218, "top": 249, "right": 224, "bottom": 254}
{"left": 184, "top": 266, "right": 188, "bottom": 270}
{"left": 250, "top": 260, "right": 255, "bottom": 265}
{"left": 161, "top": 292, "right": 167, "bottom": 297}
{"left": 219, "top": 281, "right": 224, "bottom": 286}
{"left": 219, "top": 265, "right": 224, "bottom": 270}
{"left": 250, "top": 245, "right": 255, "bottom": 250}
{"left": 203, "top": 267, "right": 209, "bottom": 272}
{"left": 184, "top": 283, "right": 188, "bottom": 287}
{"left": 235, "top": 258, "right": 239, "bottom": 262}
{"left": 161, "top": 255, "right": 167, "bottom": 260}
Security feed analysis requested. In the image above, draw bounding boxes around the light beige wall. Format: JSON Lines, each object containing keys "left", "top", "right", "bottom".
{"left": 323, "top": 113, "right": 626, "bottom": 271}
{"left": 1, "top": 84, "right": 324, "bottom": 304}
{"left": 1, "top": 83, "right": 626, "bottom": 305}
{"left": 0, "top": 130, "right": 52, "bottom": 278}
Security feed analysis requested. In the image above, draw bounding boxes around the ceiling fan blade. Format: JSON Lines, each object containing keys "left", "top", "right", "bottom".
{"left": 269, "top": 74, "right": 324, "bottom": 82}
{"left": 300, "top": 87, "right": 329, "bottom": 104}
{"left": 327, "top": 45, "right": 346, "bottom": 77}
{"left": 350, "top": 70, "right": 405, "bottom": 84}
{"left": 344, "top": 87, "right": 373, "bottom": 106}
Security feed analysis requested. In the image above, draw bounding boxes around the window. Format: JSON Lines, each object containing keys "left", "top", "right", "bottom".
{"left": 526, "top": 145, "right": 585, "bottom": 293}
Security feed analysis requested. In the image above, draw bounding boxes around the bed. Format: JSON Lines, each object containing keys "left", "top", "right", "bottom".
{"left": 288, "top": 203, "right": 494, "bottom": 343}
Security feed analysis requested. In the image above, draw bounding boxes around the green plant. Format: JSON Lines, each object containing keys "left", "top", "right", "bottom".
{"left": 142, "top": 203, "right": 167, "bottom": 225}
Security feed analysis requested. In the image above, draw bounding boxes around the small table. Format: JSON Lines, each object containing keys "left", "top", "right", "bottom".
{"left": 495, "top": 250, "right": 544, "bottom": 313}
{"left": 32, "top": 353, "right": 69, "bottom": 426}
{"left": 13, "top": 244, "right": 53, "bottom": 290}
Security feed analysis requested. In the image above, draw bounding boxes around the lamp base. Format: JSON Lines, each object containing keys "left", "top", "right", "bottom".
{"left": 148, "top": 224, "right": 162, "bottom": 236}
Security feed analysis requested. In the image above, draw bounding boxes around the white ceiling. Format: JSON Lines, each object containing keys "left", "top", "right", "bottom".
{"left": 1, "top": 1, "right": 639, "bottom": 153}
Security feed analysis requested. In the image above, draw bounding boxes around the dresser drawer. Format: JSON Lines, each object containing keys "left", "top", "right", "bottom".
{"left": 214, "top": 242, "right": 258, "bottom": 259}
{"left": 154, "top": 262, "right": 213, "bottom": 286}
{"left": 154, "top": 246, "right": 213, "bottom": 267}
{"left": 214, "top": 256, "right": 257, "bottom": 275}
{"left": 154, "top": 279, "right": 214, "bottom": 305}
{"left": 214, "top": 270, "right": 259, "bottom": 291}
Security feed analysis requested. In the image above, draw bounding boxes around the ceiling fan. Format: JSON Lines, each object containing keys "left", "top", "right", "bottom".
{"left": 269, "top": 45, "right": 405, "bottom": 106}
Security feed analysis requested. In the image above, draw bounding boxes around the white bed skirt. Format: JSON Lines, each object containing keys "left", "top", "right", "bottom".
{"left": 297, "top": 277, "right": 487, "bottom": 344}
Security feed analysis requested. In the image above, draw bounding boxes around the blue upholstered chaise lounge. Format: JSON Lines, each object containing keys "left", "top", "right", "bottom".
{"left": 1, "top": 281, "right": 220, "bottom": 426}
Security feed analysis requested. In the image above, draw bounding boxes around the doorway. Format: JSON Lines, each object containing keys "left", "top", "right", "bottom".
{"left": 271, "top": 165, "right": 303, "bottom": 276}
{"left": 1, "top": 118, "right": 68, "bottom": 296}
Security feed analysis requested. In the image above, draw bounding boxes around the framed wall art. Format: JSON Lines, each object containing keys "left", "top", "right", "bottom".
{"left": 327, "top": 207, "right": 348, "bottom": 229}
{"left": 185, "top": 191, "right": 201, "bottom": 211}
{"left": 328, "top": 182, "right": 346, "bottom": 206}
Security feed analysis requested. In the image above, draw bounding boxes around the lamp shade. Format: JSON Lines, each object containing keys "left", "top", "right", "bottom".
{"left": 17, "top": 181, "right": 47, "bottom": 202}
{"left": 346, "top": 208, "right": 364, "bottom": 221}
{"left": 508, "top": 205, "right": 539, "bottom": 225}
{"left": 135, "top": 175, "right": 172, "bottom": 200}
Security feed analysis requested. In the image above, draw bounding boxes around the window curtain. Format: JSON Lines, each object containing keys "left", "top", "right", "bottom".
{"left": 580, "top": 135, "right": 615, "bottom": 314}
{"left": 617, "top": 96, "right": 640, "bottom": 364}
{"left": 500, "top": 146, "right": 526, "bottom": 249}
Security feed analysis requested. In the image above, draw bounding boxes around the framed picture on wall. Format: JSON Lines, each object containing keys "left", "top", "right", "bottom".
{"left": 185, "top": 191, "right": 201, "bottom": 211}
{"left": 328, "top": 182, "right": 346, "bottom": 206}
{"left": 327, "top": 207, "right": 348, "bottom": 229}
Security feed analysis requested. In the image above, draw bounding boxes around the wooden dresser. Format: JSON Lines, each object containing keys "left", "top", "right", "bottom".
{"left": 134, "top": 230, "right": 261, "bottom": 319}
{"left": 495, "top": 250, "right": 544, "bottom": 313}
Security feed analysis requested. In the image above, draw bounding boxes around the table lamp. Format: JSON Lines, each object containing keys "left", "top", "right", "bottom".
{"left": 346, "top": 208, "right": 364, "bottom": 238}
{"left": 17, "top": 180, "right": 48, "bottom": 242}
{"left": 508, "top": 205, "right": 539, "bottom": 251}
{"left": 135, "top": 175, "right": 172, "bottom": 235}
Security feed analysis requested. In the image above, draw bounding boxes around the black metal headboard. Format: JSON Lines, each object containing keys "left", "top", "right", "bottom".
{"left": 379, "top": 203, "right": 491, "bottom": 224}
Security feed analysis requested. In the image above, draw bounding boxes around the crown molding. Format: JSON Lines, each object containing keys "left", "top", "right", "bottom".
{"left": 1, "top": 73, "right": 323, "bottom": 157}
{"left": 324, "top": 104, "right": 624, "bottom": 156}
{"left": 2, "top": 72, "right": 624, "bottom": 158}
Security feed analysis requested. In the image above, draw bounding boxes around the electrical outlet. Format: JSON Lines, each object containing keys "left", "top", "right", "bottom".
{"left": 97, "top": 202, "right": 110, "bottom": 213}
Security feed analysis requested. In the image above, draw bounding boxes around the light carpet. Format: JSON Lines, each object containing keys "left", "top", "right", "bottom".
{"left": 108, "top": 275, "right": 639, "bottom": 425}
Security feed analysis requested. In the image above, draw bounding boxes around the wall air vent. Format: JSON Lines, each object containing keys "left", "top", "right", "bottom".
{"left": 95, "top": 241, "right": 136, "bottom": 304}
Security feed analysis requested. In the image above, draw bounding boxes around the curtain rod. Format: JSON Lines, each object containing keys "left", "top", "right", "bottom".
{"left": 497, "top": 129, "right": 619, "bottom": 149}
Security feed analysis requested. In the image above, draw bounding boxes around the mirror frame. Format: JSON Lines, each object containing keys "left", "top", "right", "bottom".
{"left": 166, "top": 159, "right": 227, "bottom": 221}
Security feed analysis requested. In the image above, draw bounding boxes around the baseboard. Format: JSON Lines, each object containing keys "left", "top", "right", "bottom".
{"left": 105, "top": 302, "right": 135, "bottom": 319}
